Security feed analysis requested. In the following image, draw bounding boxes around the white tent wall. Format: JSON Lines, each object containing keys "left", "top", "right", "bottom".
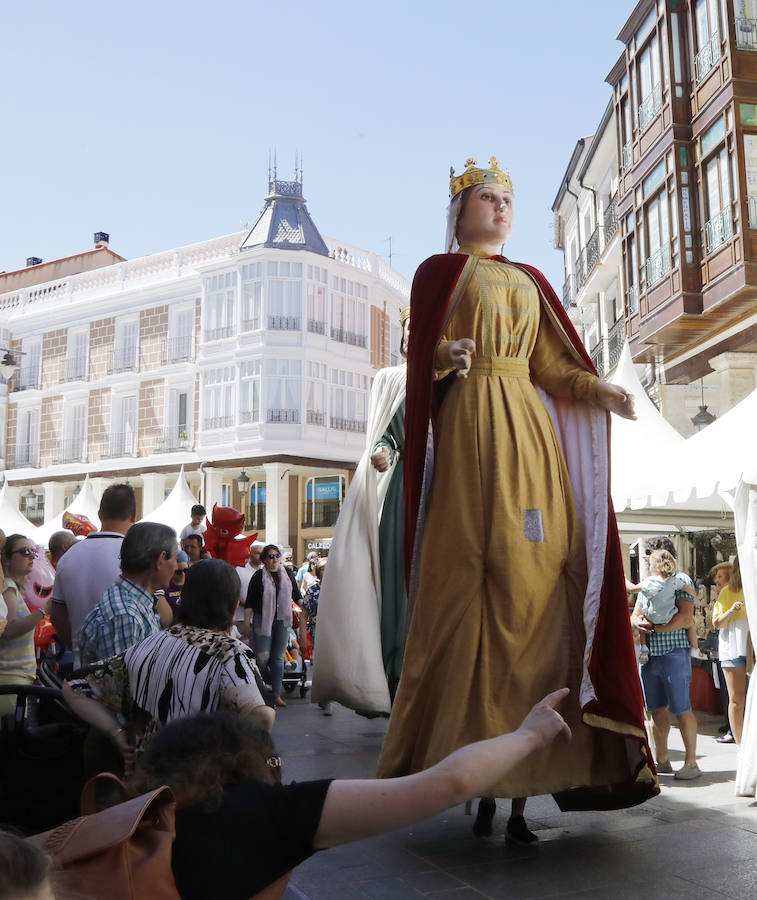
{"left": 0, "top": 481, "right": 36, "bottom": 537}
{"left": 138, "top": 467, "right": 197, "bottom": 536}
{"left": 32, "top": 475, "right": 101, "bottom": 546}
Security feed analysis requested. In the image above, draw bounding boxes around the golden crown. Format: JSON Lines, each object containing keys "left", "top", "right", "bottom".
{"left": 400, "top": 307, "right": 410, "bottom": 325}
{"left": 449, "top": 156, "right": 513, "bottom": 199}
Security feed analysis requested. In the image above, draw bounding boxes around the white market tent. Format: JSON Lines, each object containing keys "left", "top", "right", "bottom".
{"left": 32, "top": 474, "right": 101, "bottom": 546}
{"left": 0, "top": 480, "right": 36, "bottom": 537}
{"left": 138, "top": 467, "right": 196, "bottom": 535}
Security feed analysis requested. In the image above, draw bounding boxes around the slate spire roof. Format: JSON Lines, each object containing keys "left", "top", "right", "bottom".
{"left": 240, "top": 164, "right": 329, "bottom": 256}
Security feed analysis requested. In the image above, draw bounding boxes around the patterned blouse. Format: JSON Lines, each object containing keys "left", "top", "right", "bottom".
{"left": 68, "top": 625, "right": 271, "bottom": 754}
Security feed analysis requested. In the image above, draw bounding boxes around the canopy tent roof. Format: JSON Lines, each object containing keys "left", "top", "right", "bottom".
{"left": 139, "top": 467, "right": 196, "bottom": 535}
{"left": 32, "top": 475, "right": 101, "bottom": 546}
{"left": 0, "top": 481, "right": 36, "bottom": 538}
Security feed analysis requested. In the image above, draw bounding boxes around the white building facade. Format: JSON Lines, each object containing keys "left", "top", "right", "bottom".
{"left": 0, "top": 174, "right": 409, "bottom": 558}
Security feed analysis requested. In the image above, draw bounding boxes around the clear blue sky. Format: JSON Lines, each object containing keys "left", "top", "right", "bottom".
{"left": 0, "top": 1, "right": 630, "bottom": 290}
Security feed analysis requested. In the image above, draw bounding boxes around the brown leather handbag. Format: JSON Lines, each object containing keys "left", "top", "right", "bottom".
{"left": 28, "top": 780, "right": 180, "bottom": 900}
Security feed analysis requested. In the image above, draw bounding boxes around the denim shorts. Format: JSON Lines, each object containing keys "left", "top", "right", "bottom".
{"left": 640, "top": 647, "right": 692, "bottom": 715}
{"left": 721, "top": 655, "right": 747, "bottom": 669}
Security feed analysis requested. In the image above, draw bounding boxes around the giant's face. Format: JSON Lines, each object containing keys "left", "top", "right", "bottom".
{"left": 24, "top": 550, "right": 55, "bottom": 611}
{"left": 456, "top": 184, "right": 514, "bottom": 248}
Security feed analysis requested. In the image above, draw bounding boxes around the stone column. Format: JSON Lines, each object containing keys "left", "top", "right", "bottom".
{"left": 709, "top": 351, "right": 757, "bottom": 412}
{"left": 140, "top": 473, "right": 166, "bottom": 520}
{"left": 263, "top": 462, "right": 291, "bottom": 548}
{"left": 43, "top": 482, "right": 66, "bottom": 520}
{"left": 203, "top": 467, "right": 225, "bottom": 511}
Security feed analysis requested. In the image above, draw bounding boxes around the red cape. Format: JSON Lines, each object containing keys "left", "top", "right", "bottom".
{"left": 403, "top": 253, "right": 658, "bottom": 810}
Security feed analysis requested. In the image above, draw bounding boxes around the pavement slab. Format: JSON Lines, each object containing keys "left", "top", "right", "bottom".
{"left": 273, "top": 695, "right": 757, "bottom": 899}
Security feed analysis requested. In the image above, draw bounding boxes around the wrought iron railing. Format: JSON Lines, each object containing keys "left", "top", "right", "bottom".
{"left": 203, "top": 415, "right": 234, "bottom": 429}
{"left": 646, "top": 244, "right": 672, "bottom": 287}
{"left": 637, "top": 82, "right": 662, "bottom": 133}
{"left": 705, "top": 207, "right": 732, "bottom": 254}
{"left": 204, "top": 326, "right": 234, "bottom": 341}
{"left": 604, "top": 194, "right": 619, "bottom": 237}
{"left": 562, "top": 274, "right": 573, "bottom": 309}
{"left": 241, "top": 318, "right": 260, "bottom": 332}
{"left": 100, "top": 433, "right": 138, "bottom": 458}
{"left": 53, "top": 439, "right": 87, "bottom": 464}
{"left": 622, "top": 141, "right": 632, "bottom": 172}
{"left": 60, "top": 355, "right": 87, "bottom": 382}
{"left": 585, "top": 227, "right": 601, "bottom": 274}
{"left": 306, "top": 410, "right": 325, "bottom": 425}
{"left": 6, "top": 444, "right": 39, "bottom": 467}
{"left": 590, "top": 342, "right": 606, "bottom": 377}
{"left": 240, "top": 410, "right": 259, "bottom": 424}
{"left": 267, "top": 408, "right": 300, "bottom": 424}
{"left": 736, "top": 17, "right": 757, "bottom": 50}
{"left": 11, "top": 367, "right": 41, "bottom": 392}
{"left": 108, "top": 346, "right": 139, "bottom": 373}
{"left": 161, "top": 335, "right": 194, "bottom": 364}
{"left": 607, "top": 317, "right": 626, "bottom": 370}
{"left": 573, "top": 251, "right": 587, "bottom": 295}
{"left": 301, "top": 505, "right": 340, "bottom": 528}
{"left": 330, "top": 327, "right": 368, "bottom": 348}
{"left": 268, "top": 316, "right": 300, "bottom": 330}
{"left": 749, "top": 196, "right": 757, "bottom": 229}
{"left": 695, "top": 31, "right": 720, "bottom": 83}
{"left": 153, "top": 426, "right": 191, "bottom": 453}
{"left": 627, "top": 283, "right": 639, "bottom": 314}
{"left": 330, "top": 416, "right": 366, "bottom": 433}
{"left": 307, "top": 319, "right": 326, "bottom": 335}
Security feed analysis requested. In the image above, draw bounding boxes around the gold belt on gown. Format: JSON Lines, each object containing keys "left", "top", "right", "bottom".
{"left": 468, "top": 358, "right": 530, "bottom": 378}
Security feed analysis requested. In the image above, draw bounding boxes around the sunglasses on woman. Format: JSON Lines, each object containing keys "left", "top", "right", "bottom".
{"left": 11, "top": 547, "right": 37, "bottom": 558}
{"left": 267, "top": 553, "right": 281, "bottom": 560}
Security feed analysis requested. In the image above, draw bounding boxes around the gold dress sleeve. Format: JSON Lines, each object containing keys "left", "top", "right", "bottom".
{"left": 530, "top": 310, "right": 600, "bottom": 402}
{"left": 433, "top": 340, "right": 455, "bottom": 381}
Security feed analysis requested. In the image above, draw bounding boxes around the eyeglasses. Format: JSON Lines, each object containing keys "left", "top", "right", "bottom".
{"left": 176, "top": 567, "right": 188, "bottom": 574}
{"left": 267, "top": 553, "right": 281, "bottom": 560}
{"left": 11, "top": 547, "right": 37, "bottom": 558}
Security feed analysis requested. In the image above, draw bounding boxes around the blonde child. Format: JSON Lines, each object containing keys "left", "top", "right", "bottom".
{"left": 628, "top": 549, "right": 698, "bottom": 662}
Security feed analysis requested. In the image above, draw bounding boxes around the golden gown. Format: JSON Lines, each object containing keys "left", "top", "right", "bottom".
{"left": 376, "top": 249, "right": 629, "bottom": 797}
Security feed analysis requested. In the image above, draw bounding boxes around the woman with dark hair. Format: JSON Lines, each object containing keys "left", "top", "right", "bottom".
{"left": 244, "top": 544, "right": 301, "bottom": 708}
{"left": 64, "top": 559, "right": 273, "bottom": 773}
{"left": 129, "top": 690, "right": 571, "bottom": 899}
{"left": 1, "top": 534, "right": 49, "bottom": 716}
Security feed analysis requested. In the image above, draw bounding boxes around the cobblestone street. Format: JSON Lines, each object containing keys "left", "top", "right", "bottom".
{"left": 274, "top": 695, "right": 757, "bottom": 899}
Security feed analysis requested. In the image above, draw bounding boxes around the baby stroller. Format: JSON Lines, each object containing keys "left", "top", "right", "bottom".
{"left": 282, "top": 602, "right": 309, "bottom": 699}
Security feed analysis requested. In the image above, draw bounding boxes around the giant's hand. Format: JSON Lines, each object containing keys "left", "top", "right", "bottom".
{"left": 516, "top": 688, "right": 572, "bottom": 751}
{"left": 449, "top": 338, "right": 476, "bottom": 379}
{"left": 595, "top": 382, "right": 636, "bottom": 420}
{"left": 370, "top": 447, "right": 391, "bottom": 472}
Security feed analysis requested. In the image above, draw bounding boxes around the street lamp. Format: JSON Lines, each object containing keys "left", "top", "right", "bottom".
{"left": 0, "top": 349, "right": 21, "bottom": 381}
{"left": 690, "top": 379, "right": 716, "bottom": 431}
{"left": 236, "top": 470, "right": 251, "bottom": 528}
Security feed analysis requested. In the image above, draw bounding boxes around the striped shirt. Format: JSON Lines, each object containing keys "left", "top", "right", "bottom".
{"left": 79, "top": 575, "right": 160, "bottom": 666}
{"left": 0, "top": 579, "right": 37, "bottom": 680}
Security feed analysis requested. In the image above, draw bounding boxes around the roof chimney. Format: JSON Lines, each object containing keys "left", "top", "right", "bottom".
{"left": 94, "top": 231, "right": 110, "bottom": 249}
{"left": 26, "top": 256, "right": 42, "bottom": 267}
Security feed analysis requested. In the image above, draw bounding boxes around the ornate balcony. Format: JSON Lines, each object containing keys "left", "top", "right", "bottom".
{"left": 268, "top": 316, "right": 300, "bottom": 331}
{"left": 307, "top": 319, "right": 326, "bottom": 335}
{"left": 108, "top": 346, "right": 139, "bottom": 373}
{"left": 637, "top": 82, "right": 662, "bottom": 134}
{"left": 240, "top": 410, "right": 259, "bottom": 424}
{"left": 695, "top": 31, "right": 720, "bottom": 83}
{"left": 153, "top": 426, "right": 191, "bottom": 453}
{"left": 330, "top": 416, "right": 366, "bottom": 433}
{"left": 622, "top": 141, "right": 632, "bottom": 172}
{"left": 705, "top": 207, "right": 732, "bottom": 255}
{"left": 161, "top": 335, "right": 194, "bottom": 364}
{"left": 203, "top": 415, "right": 234, "bottom": 429}
{"left": 590, "top": 342, "right": 606, "bottom": 377}
{"left": 604, "top": 194, "right": 619, "bottom": 237}
{"left": 607, "top": 317, "right": 626, "bottom": 370}
{"left": 100, "top": 433, "right": 138, "bottom": 458}
{"left": 646, "top": 245, "right": 671, "bottom": 288}
{"left": 627, "top": 283, "right": 639, "bottom": 314}
{"left": 736, "top": 17, "right": 757, "bottom": 50}
{"left": 6, "top": 444, "right": 39, "bottom": 468}
{"left": 60, "top": 355, "right": 87, "bottom": 383}
{"left": 306, "top": 410, "right": 325, "bottom": 425}
{"left": 267, "top": 408, "right": 299, "bottom": 424}
{"left": 330, "top": 327, "right": 367, "bottom": 348}
{"left": 53, "top": 439, "right": 87, "bottom": 465}
{"left": 562, "top": 274, "right": 573, "bottom": 309}
{"left": 11, "top": 366, "right": 41, "bottom": 392}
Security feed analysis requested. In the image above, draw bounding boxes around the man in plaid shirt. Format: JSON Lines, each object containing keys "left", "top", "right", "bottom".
{"left": 631, "top": 537, "right": 701, "bottom": 780}
{"left": 79, "top": 522, "right": 178, "bottom": 666}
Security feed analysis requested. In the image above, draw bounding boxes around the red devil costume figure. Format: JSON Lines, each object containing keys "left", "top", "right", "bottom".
{"left": 203, "top": 504, "right": 258, "bottom": 568}
{"left": 376, "top": 158, "right": 657, "bottom": 827}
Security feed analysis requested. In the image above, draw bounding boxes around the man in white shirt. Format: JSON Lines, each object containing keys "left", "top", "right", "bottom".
{"left": 50, "top": 484, "right": 137, "bottom": 665}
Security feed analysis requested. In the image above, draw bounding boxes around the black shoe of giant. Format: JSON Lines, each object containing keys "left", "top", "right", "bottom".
{"left": 472, "top": 797, "right": 496, "bottom": 837}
